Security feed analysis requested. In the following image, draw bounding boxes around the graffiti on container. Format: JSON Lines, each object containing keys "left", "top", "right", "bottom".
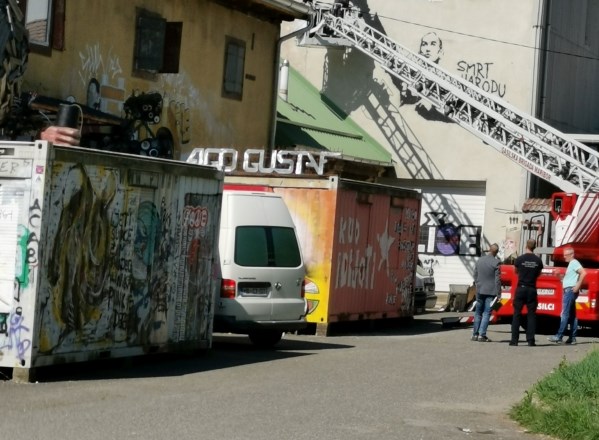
{"left": 12, "top": 200, "right": 43, "bottom": 294}
{"left": 0, "top": 307, "right": 31, "bottom": 364}
{"left": 110, "top": 206, "right": 137, "bottom": 344}
{"left": 0, "top": 159, "right": 22, "bottom": 175}
{"left": 335, "top": 204, "right": 419, "bottom": 313}
{"left": 43, "top": 164, "right": 117, "bottom": 351}
{"left": 386, "top": 268, "right": 413, "bottom": 312}
{"left": 395, "top": 206, "right": 419, "bottom": 311}
{"left": 26, "top": 199, "right": 42, "bottom": 266}
{"left": 38, "top": 166, "right": 170, "bottom": 350}
{"left": 172, "top": 194, "right": 213, "bottom": 342}
{"left": 377, "top": 221, "right": 395, "bottom": 275}
{"left": 336, "top": 216, "right": 375, "bottom": 289}
{"left": 457, "top": 61, "right": 506, "bottom": 97}
{"left": 135, "top": 198, "right": 169, "bottom": 345}
{"left": 15, "top": 225, "right": 30, "bottom": 291}
{"left": 0, "top": 198, "right": 40, "bottom": 361}
{"left": 419, "top": 212, "right": 482, "bottom": 257}
{"left": 0, "top": 312, "right": 7, "bottom": 334}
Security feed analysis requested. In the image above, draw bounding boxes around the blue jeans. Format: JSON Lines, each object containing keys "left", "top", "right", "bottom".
{"left": 556, "top": 287, "right": 578, "bottom": 339}
{"left": 472, "top": 294, "right": 494, "bottom": 337}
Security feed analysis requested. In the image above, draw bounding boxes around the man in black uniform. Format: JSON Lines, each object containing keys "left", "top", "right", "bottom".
{"left": 510, "top": 239, "right": 544, "bottom": 346}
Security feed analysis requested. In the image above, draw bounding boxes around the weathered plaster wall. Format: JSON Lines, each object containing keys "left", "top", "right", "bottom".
{"left": 23, "top": 0, "right": 280, "bottom": 158}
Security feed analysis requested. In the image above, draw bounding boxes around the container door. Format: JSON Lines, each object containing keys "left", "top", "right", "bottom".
{"left": 0, "top": 178, "right": 36, "bottom": 367}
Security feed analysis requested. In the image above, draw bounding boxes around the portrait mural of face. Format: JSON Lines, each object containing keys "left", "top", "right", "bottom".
{"left": 419, "top": 32, "right": 443, "bottom": 64}
{"left": 87, "top": 78, "right": 101, "bottom": 110}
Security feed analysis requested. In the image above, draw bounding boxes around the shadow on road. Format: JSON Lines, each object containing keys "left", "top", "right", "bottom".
{"left": 320, "top": 310, "right": 463, "bottom": 337}
{"left": 2, "top": 336, "right": 354, "bottom": 384}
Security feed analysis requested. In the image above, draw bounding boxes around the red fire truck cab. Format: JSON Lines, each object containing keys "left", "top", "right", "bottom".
{"left": 496, "top": 192, "right": 599, "bottom": 330}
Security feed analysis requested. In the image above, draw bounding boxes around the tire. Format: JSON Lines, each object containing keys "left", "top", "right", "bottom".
{"left": 248, "top": 330, "right": 283, "bottom": 348}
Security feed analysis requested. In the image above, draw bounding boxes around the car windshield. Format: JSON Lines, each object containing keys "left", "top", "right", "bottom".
{"left": 235, "top": 226, "right": 301, "bottom": 267}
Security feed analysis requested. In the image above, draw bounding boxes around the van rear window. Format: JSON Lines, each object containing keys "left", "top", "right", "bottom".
{"left": 235, "top": 226, "right": 301, "bottom": 267}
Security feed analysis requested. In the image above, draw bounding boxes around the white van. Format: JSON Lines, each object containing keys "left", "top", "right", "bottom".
{"left": 214, "top": 185, "right": 307, "bottom": 347}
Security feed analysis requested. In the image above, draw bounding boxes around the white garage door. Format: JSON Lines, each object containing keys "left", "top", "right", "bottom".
{"left": 397, "top": 181, "right": 487, "bottom": 293}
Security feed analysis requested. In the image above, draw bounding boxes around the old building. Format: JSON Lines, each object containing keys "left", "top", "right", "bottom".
{"left": 20, "top": 0, "right": 310, "bottom": 158}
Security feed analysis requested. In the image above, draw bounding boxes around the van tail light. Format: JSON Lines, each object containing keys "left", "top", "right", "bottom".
{"left": 301, "top": 279, "right": 306, "bottom": 299}
{"left": 221, "top": 279, "right": 236, "bottom": 298}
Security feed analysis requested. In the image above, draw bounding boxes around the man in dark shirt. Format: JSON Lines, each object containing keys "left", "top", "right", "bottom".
{"left": 510, "top": 239, "right": 544, "bottom": 346}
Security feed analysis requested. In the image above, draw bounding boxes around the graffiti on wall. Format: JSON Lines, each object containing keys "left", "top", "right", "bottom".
{"left": 400, "top": 32, "right": 507, "bottom": 117}
{"left": 77, "top": 43, "right": 196, "bottom": 157}
{"left": 79, "top": 44, "right": 126, "bottom": 114}
{"left": 457, "top": 61, "right": 506, "bottom": 97}
{"left": 418, "top": 212, "right": 482, "bottom": 257}
{"left": 160, "top": 73, "right": 197, "bottom": 146}
{"left": 418, "top": 32, "right": 443, "bottom": 64}
{"left": 400, "top": 32, "right": 451, "bottom": 121}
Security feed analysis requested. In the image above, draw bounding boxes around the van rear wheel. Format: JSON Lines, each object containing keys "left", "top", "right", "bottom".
{"left": 248, "top": 330, "right": 283, "bottom": 348}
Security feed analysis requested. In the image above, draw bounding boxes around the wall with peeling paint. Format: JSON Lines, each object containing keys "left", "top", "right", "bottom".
{"left": 22, "top": 0, "right": 282, "bottom": 159}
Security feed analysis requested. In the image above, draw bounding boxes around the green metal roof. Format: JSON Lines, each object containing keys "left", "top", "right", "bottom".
{"left": 275, "top": 66, "right": 393, "bottom": 166}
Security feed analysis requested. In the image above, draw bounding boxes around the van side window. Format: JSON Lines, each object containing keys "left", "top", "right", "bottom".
{"left": 235, "top": 226, "right": 301, "bottom": 267}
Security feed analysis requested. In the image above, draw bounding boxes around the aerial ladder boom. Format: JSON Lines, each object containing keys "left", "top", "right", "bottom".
{"left": 305, "top": 7, "right": 599, "bottom": 194}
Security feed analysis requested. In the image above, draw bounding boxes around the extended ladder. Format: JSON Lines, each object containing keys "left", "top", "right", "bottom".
{"left": 305, "top": 7, "right": 599, "bottom": 194}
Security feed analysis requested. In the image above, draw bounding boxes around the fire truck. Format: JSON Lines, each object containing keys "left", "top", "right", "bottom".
{"left": 299, "top": 2, "right": 599, "bottom": 329}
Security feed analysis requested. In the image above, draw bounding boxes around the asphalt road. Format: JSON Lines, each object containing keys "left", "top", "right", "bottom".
{"left": 1, "top": 311, "right": 597, "bottom": 440}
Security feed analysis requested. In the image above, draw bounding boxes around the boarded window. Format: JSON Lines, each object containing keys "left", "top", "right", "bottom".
{"left": 134, "top": 10, "right": 182, "bottom": 76}
{"left": 222, "top": 37, "right": 246, "bottom": 100}
{"left": 134, "top": 12, "right": 166, "bottom": 72}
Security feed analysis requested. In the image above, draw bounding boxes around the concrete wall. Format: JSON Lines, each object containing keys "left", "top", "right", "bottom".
{"left": 23, "top": 0, "right": 282, "bottom": 159}
{"left": 281, "top": 0, "right": 545, "bottom": 275}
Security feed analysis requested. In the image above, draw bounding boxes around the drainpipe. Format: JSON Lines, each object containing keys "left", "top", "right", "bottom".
{"left": 536, "top": 0, "right": 551, "bottom": 122}
{"left": 267, "top": 18, "right": 313, "bottom": 154}
{"left": 279, "top": 59, "right": 290, "bottom": 101}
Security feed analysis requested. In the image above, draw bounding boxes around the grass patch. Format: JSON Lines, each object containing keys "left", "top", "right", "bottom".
{"left": 510, "top": 349, "right": 599, "bottom": 440}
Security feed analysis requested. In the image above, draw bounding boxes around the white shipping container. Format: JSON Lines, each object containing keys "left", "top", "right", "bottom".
{"left": 0, "top": 141, "right": 223, "bottom": 381}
